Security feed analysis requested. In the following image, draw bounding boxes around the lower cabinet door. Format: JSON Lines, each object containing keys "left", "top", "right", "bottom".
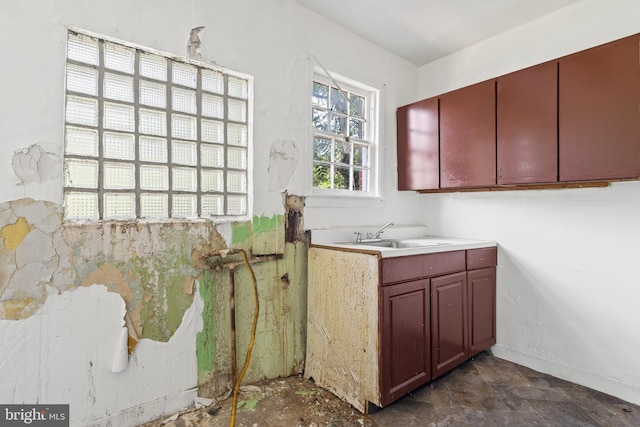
{"left": 431, "top": 271, "right": 468, "bottom": 379}
{"left": 468, "top": 267, "right": 497, "bottom": 356}
{"left": 380, "top": 279, "right": 430, "bottom": 406}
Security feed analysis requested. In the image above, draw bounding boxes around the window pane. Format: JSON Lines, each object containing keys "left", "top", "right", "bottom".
{"left": 171, "top": 114, "right": 197, "bottom": 140}
{"left": 330, "top": 115, "right": 347, "bottom": 135}
{"left": 65, "top": 159, "right": 98, "bottom": 188}
{"left": 228, "top": 124, "right": 247, "bottom": 146}
{"left": 172, "top": 87, "right": 197, "bottom": 114}
{"left": 67, "top": 34, "right": 99, "bottom": 65}
{"left": 104, "top": 193, "right": 135, "bottom": 219}
{"left": 312, "top": 82, "right": 328, "bottom": 107}
{"left": 140, "top": 53, "right": 167, "bottom": 81}
{"left": 66, "top": 96, "right": 98, "bottom": 126}
{"left": 202, "top": 120, "right": 224, "bottom": 143}
{"left": 228, "top": 99, "right": 246, "bottom": 122}
{"left": 331, "top": 87, "right": 347, "bottom": 114}
{"left": 172, "top": 167, "right": 197, "bottom": 191}
{"left": 172, "top": 194, "right": 197, "bottom": 217}
{"left": 353, "top": 168, "right": 368, "bottom": 191}
{"left": 312, "top": 109, "right": 328, "bottom": 131}
{"left": 201, "top": 195, "right": 224, "bottom": 216}
{"left": 139, "top": 109, "right": 167, "bottom": 136}
{"left": 140, "top": 165, "right": 168, "bottom": 190}
{"left": 312, "top": 164, "right": 331, "bottom": 189}
{"left": 64, "top": 192, "right": 99, "bottom": 219}
{"left": 201, "top": 170, "right": 223, "bottom": 192}
{"left": 140, "top": 193, "right": 168, "bottom": 218}
{"left": 104, "top": 73, "right": 134, "bottom": 102}
{"left": 65, "top": 126, "right": 98, "bottom": 157}
{"left": 172, "top": 62, "right": 197, "bottom": 88}
{"left": 104, "top": 102, "right": 135, "bottom": 131}
{"left": 228, "top": 77, "right": 248, "bottom": 99}
{"left": 227, "top": 195, "right": 246, "bottom": 215}
{"left": 334, "top": 166, "right": 350, "bottom": 189}
{"left": 349, "top": 94, "right": 365, "bottom": 117}
{"left": 227, "top": 147, "right": 247, "bottom": 169}
{"left": 334, "top": 140, "right": 350, "bottom": 165}
{"left": 140, "top": 80, "right": 166, "bottom": 108}
{"left": 353, "top": 144, "right": 369, "bottom": 167}
{"left": 349, "top": 119, "right": 364, "bottom": 138}
{"left": 202, "top": 69, "right": 224, "bottom": 94}
{"left": 202, "top": 94, "right": 224, "bottom": 118}
{"left": 104, "top": 162, "right": 135, "bottom": 189}
{"left": 139, "top": 136, "right": 168, "bottom": 163}
{"left": 66, "top": 64, "right": 98, "bottom": 96}
{"left": 104, "top": 132, "right": 135, "bottom": 160}
{"left": 104, "top": 43, "right": 135, "bottom": 74}
{"left": 313, "top": 137, "right": 331, "bottom": 161}
{"left": 172, "top": 140, "right": 197, "bottom": 165}
{"left": 201, "top": 144, "right": 224, "bottom": 167}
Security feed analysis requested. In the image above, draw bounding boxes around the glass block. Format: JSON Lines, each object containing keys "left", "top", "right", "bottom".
{"left": 139, "top": 136, "right": 168, "bottom": 163}
{"left": 139, "top": 109, "right": 167, "bottom": 136}
{"left": 172, "top": 140, "right": 197, "bottom": 165}
{"left": 104, "top": 102, "right": 135, "bottom": 131}
{"left": 66, "top": 96, "right": 98, "bottom": 127}
{"left": 228, "top": 99, "right": 246, "bottom": 122}
{"left": 227, "top": 124, "right": 247, "bottom": 146}
{"left": 312, "top": 82, "right": 328, "bottom": 107}
{"left": 140, "top": 165, "right": 168, "bottom": 190}
{"left": 67, "top": 33, "right": 99, "bottom": 65}
{"left": 104, "top": 162, "right": 135, "bottom": 189}
{"left": 104, "top": 132, "right": 135, "bottom": 160}
{"left": 104, "top": 43, "right": 135, "bottom": 74}
{"left": 227, "top": 171, "right": 246, "bottom": 192}
{"left": 65, "top": 159, "right": 98, "bottom": 188}
{"left": 201, "top": 144, "right": 224, "bottom": 167}
{"left": 201, "top": 195, "right": 224, "bottom": 216}
{"left": 64, "top": 192, "right": 99, "bottom": 220}
{"left": 312, "top": 108, "right": 328, "bottom": 131}
{"left": 353, "top": 143, "right": 369, "bottom": 167}
{"left": 140, "top": 53, "right": 167, "bottom": 81}
{"left": 227, "top": 195, "right": 247, "bottom": 215}
{"left": 172, "top": 87, "right": 197, "bottom": 114}
{"left": 335, "top": 166, "right": 350, "bottom": 190}
{"left": 201, "top": 120, "right": 224, "bottom": 143}
{"left": 313, "top": 137, "right": 331, "bottom": 161}
{"left": 349, "top": 118, "right": 364, "bottom": 139}
{"left": 66, "top": 64, "right": 98, "bottom": 96}
{"left": 140, "top": 193, "right": 168, "bottom": 218}
{"left": 171, "top": 114, "right": 197, "bottom": 140}
{"left": 202, "top": 69, "right": 224, "bottom": 94}
{"left": 201, "top": 169, "right": 223, "bottom": 192}
{"left": 104, "top": 193, "right": 135, "bottom": 219}
{"left": 202, "top": 94, "right": 224, "bottom": 119}
{"left": 172, "top": 194, "right": 197, "bottom": 218}
{"left": 140, "top": 80, "right": 166, "bottom": 108}
{"left": 331, "top": 87, "right": 348, "bottom": 114}
{"left": 104, "top": 73, "right": 134, "bottom": 102}
{"left": 227, "top": 147, "right": 247, "bottom": 169}
{"left": 65, "top": 126, "right": 98, "bottom": 157}
{"left": 172, "top": 62, "right": 197, "bottom": 88}
{"left": 172, "top": 167, "right": 197, "bottom": 191}
{"left": 353, "top": 168, "right": 368, "bottom": 192}
{"left": 228, "top": 76, "right": 248, "bottom": 99}
{"left": 312, "top": 163, "right": 330, "bottom": 189}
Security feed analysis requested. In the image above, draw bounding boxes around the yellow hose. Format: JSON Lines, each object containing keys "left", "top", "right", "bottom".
{"left": 229, "top": 249, "right": 259, "bottom": 427}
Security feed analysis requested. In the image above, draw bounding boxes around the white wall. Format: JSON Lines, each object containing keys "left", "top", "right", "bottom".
{"left": 0, "top": 1, "right": 419, "bottom": 425}
{"left": 417, "top": 0, "right": 640, "bottom": 405}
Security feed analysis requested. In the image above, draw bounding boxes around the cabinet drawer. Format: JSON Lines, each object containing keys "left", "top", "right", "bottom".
{"left": 466, "top": 247, "right": 497, "bottom": 270}
{"left": 381, "top": 251, "right": 465, "bottom": 284}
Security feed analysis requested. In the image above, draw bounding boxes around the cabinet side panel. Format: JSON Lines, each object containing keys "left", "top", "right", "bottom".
{"left": 305, "top": 248, "right": 380, "bottom": 411}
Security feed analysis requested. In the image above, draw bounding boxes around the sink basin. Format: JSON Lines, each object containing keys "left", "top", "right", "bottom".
{"left": 352, "top": 238, "right": 452, "bottom": 249}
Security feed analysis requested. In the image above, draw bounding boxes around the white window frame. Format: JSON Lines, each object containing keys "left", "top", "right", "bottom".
{"left": 62, "top": 28, "right": 253, "bottom": 222}
{"left": 310, "top": 66, "right": 380, "bottom": 199}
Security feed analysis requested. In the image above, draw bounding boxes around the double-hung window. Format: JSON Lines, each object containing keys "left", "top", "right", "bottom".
{"left": 63, "top": 30, "right": 252, "bottom": 220}
{"left": 311, "top": 70, "right": 379, "bottom": 196}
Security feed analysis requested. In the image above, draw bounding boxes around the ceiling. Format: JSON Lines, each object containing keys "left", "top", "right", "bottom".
{"left": 296, "top": 0, "right": 583, "bottom": 66}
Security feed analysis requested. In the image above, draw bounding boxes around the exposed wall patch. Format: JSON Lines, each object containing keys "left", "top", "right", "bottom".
{"left": 268, "top": 139, "right": 299, "bottom": 191}
{"left": 0, "top": 217, "right": 32, "bottom": 250}
{"left": 12, "top": 144, "right": 58, "bottom": 184}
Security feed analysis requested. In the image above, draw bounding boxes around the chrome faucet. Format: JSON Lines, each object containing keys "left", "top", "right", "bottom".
{"left": 367, "top": 222, "right": 394, "bottom": 239}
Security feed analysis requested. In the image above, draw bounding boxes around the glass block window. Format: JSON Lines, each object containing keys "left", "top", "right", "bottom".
{"left": 63, "top": 31, "right": 251, "bottom": 220}
{"left": 311, "top": 71, "right": 378, "bottom": 195}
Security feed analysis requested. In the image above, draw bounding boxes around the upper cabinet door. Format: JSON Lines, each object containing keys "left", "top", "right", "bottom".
{"left": 396, "top": 98, "right": 440, "bottom": 190}
{"left": 497, "top": 61, "right": 558, "bottom": 184}
{"left": 559, "top": 34, "right": 640, "bottom": 181}
{"left": 440, "top": 80, "right": 496, "bottom": 188}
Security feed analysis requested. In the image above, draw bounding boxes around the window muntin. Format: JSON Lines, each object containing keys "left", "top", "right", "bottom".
{"left": 311, "top": 74, "right": 377, "bottom": 195}
{"left": 63, "top": 31, "right": 251, "bottom": 220}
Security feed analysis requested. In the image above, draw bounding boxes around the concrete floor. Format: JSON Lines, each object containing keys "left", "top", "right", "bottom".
{"left": 145, "top": 352, "right": 640, "bottom": 426}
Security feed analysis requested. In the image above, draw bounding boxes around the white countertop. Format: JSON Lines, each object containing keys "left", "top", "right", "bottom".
{"left": 309, "top": 225, "right": 497, "bottom": 258}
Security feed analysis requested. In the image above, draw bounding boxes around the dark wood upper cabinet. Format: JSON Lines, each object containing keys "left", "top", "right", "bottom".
{"left": 396, "top": 98, "right": 440, "bottom": 190}
{"left": 559, "top": 34, "right": 640, "bottom": 181}
{"left": 440, "top": 80, "right": 496, "bottom": 188}
{"left": 497, "top": 61, "right": 558, "bottom": 184}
